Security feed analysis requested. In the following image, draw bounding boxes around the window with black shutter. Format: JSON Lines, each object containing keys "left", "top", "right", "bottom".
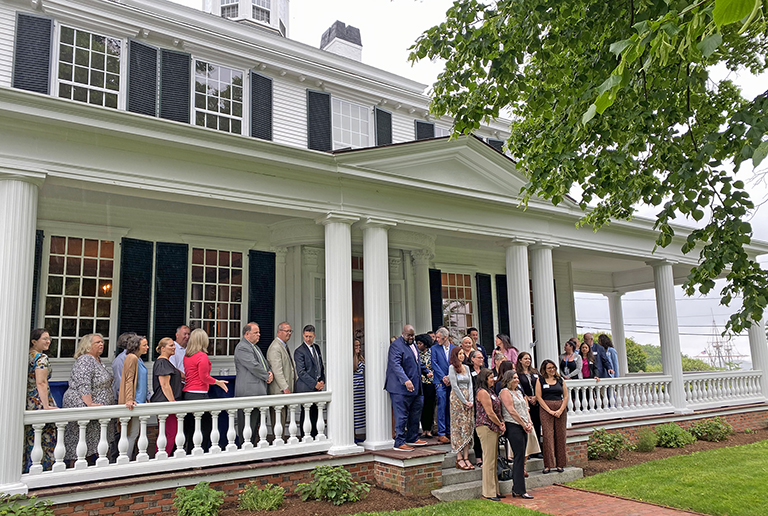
{"left": 488, "top": 138, "right": 505, "bottom": 152}
{"left": 476, "top": 273, "right": 494, "bottom": 351}
{"left": 12, "top": 13, "right": 53, "bottom": 94}
{"left": 429, "top": 268, "right": 442, "bottom": 331}
{"left": 160, "top": 49, "right": 191, "bottom": 123}
{"left": 415, "top": 120, "right": 435, "bottom": 140}
{"left": 251, "top": 71, "right": 273, "bottom": 140}
{"left": 375, "top": 107, "right": 392, "bottom": 146}
{"left": 248, "top": 250, "right": 276, "bottom": 355}
{"left": 127, "top": 40, "right": 158, "bottom": 117}
{"left": 153, "top": 242, "right": 188, "bottom": 359}
{"left": 118, "top": 238, "right": 154, "bottom": 337}
{"left": 495, "top": 274, "right": 510, "bottom": 336}
{"left": 307, "top": 90, "right": 332, "bottom": 151}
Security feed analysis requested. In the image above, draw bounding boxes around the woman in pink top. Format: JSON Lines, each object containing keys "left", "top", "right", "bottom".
{"left": 491, "top": 334, "right": 518, "bottom": 369}
{"left": 182, "top": 329, "right": 228, "bottom": 452}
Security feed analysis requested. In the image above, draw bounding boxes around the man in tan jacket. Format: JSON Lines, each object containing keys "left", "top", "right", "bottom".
{"left": 267, "top": 322, "right": 296, "bottom": 438}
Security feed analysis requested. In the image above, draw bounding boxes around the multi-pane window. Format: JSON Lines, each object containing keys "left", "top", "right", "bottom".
{"left": 389, "top": 283, "right": 404, "bottom": 338}
{"left": 57, "top": 26, "right": 121, "bottom": 109}
{"left": 252, "top": 0, "right": 271, "bottom": 22}
{"left": 43, "top": 237, "right": 114, "bottom": 358}
{"left": 194, "top": 61, "right": 244, "bottom": 134}
{"left": 189, "top": 248, "right": 243, "bottom": 356}
{"left": 441, "top": 273, "right": 474, "bottom": 341}
{"left": 332, "top": 98, "right": 370, "bottom": 149}
{"left": 313, "top": 276, "right": 326, "bottom": 348}
{"left": 221, "top": 0, "right": 239, "bottom": 18}
{"left": 435, "top": 126, "right": 451, "bottom": 137}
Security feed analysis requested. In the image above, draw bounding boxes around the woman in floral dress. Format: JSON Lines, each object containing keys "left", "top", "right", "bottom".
{"left": 23, "top": 328, "right": 58, "bottom": 473}
{"left": 62, "top": 334, "right": 114, "bottom": 463}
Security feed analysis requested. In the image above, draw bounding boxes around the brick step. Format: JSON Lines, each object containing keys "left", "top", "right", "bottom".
{"left": 431, "top": 467, "right": 583, "bottom": 502}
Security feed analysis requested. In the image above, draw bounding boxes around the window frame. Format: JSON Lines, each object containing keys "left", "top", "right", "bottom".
{"left": 191, "top": 58, "right": 248, "bottom": 136}
{"left": 252, "top": 0, "right": 271, "bottom": 23}
{"left": 440, "top": 271, "right": 477, "bottom": 341}
{"left": 331, "top": 97, "right": 372, "bottom": 150}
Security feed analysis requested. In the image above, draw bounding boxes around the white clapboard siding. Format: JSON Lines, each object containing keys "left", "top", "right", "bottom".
{"left": 0, "top": 3, "right": 21, "bottom": 88}
{"left": 272, "top": 75, "right": 307, "bottom": 149}
{"left": 392, "top": 110, "right": 416, "bottom": 144}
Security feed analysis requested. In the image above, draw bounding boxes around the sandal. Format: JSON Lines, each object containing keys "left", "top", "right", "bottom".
{"left": 456, "top": 459, "right": 466, "bottom": 470}
{"left": 475, "top": 459, "right": 483, "bottom": 468}
{"left": 466, "top": 461, "right": 475, "bottom": 470}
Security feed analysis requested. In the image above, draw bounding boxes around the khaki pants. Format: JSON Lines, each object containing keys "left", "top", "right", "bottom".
{"left": 476, "top": 425, "right": 500, "bottom": 498}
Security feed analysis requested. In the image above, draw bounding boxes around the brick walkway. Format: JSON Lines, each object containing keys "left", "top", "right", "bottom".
{"left": 502, "top": 484, "right": 707, "bottom": 516}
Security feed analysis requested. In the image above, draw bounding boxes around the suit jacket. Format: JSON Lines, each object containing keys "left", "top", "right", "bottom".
{"left": 234, "top": 337, "right": 272, "bottom": 397}
{"left": 591, "top": 342, "right": 613, "bottom": 378}
{"left": 267, "top": 337, "right": 296, "bottom": 394}
{"left": 294, "top": 342, "right": 325, "bottom": 393}
{"left": 386, "top": 336, "right": 427, "bottom": 396}
{"left": 430, "top": 343, "right": 455, "bottom": 388}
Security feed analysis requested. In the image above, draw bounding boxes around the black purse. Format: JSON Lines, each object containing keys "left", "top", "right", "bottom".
{"left": 496, "top": 455, "right": 513, "bottom": 481}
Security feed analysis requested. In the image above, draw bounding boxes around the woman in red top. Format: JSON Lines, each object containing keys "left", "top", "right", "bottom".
{"left": 182, "top": 329, "right": 228, "bottom": 453}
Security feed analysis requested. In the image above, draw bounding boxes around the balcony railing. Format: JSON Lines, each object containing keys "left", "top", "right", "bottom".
{"left": 683, "top": 370, "right": 764, "bottom": 410}
{"left": 22, "top": 391, "right": 331, "bottom": 489}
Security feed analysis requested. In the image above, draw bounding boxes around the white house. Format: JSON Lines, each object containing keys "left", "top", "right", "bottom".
{"left": 1, "top": 0, "right": 767, "bottom": 497}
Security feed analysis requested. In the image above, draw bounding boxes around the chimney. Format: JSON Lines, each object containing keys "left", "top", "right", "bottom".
{"left": 320, "top": 21, "right": 362, "bottom": 62}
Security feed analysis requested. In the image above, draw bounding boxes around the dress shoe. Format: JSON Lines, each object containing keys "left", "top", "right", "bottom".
{"left": 513, "top": 493, "right": 534, "bottom": 499}
{"left": 483, "top": 496, "right": 501, "bottom": 502}
{"left": 542, "top": 468, "right": 551, "bottom": 474}
{"left": 496, "top": 494, "right": 506, "bottom": 499}
{"left": 556, "top": 467, "right": 564, "bottom": 472}
{"left": 436, "top": 435, "right": 450, "bottom": 444}
{"left": 393, "top": 444, "right": 414, "bottom": 451}
{"left": 406, "top": 439, "right": 427, "bottom": 446}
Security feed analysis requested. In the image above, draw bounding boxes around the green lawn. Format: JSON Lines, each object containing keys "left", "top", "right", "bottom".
{"left": 350, "top": 499, "right": 550, "bottom": 516}
{"left": 569, "top": 439, "right": 768, "bottom": 516}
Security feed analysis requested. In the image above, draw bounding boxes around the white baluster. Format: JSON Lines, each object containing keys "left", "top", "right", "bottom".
{"left": 96, "top": 419, "right": 110, "bottom": 467}
{"left": 53, "top": 422, "right": 67, "bottom": 472}
{"left": 156, "top": 415, "right": 168, "bottom": 460}
{"left": 210, "top": 411, "right": 221, "bottom": 453}
{"left": 117, "top": 417, "right": 130, "bottom": 465}
{"left": 302, "top": 403, "right": 313, "bottom": 443}
{"left": 136, "top": 416, "right": 150, "bottom": 462}
{"left": 174, "top": 412, "right": 186, "bottom": 458}
{"left": 684, "top": 379, "right": 692, "bottom": 403}
{"left": 566, "top": 393, "right": 574, "bottom": 414}
{"left": 287, "top": 404, "right": 299, "bottom": 445}
{"left": 619, "top": 384, "right": 628, "bottom": 411}
{"left": 29, "top": 423, "right": 44, "bottom": 474}
{"left": 599, "top": 386, "right": 609, "bottom": 412}
{"left": 273, "top": 406, "right": 284, "bottom": 446}
{"left": 75, "top": 420, "right": 89, "bottom": 469}
{"left": 258, "top": 407, "right": 269, "bottom": 448}
{"left": 639, "top": 383, "right": 649, "bottom": 407}
{"left": 226, "top": 410, "right": 237, "bottom": 452}
{"left": 628, "top": 384, "right": 636, "bottom": 408}
{"left": 316, "top": 402, "right": 326, "bottom": 440}
{"left": 192, "top": 412, "right": 204, "bottom": 456}
{"left": 665, "top": 381, "right": 672, "bottom": 405}
{"left": 242, "top": 408, "right": 254, "bottom": 450}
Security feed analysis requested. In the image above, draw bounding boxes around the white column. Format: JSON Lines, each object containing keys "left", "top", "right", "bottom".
{"left": 0, "top": 175, "right": 41, "bottom": 494}
{"left": 747, "top": 318, "right": 768, "bottom": 400}
{"left": 318, "top": 213, "right": 362, "bottom": 455}
{"left": 605, "top": 291, "right": 628, "bottom": 377}
{"left": 412, "top": 249, "right": 432, "bottom": 334}
{"left": 530, "top": 243, "right": 559, "bottom": 363}
{"left": 649, "top": 260, "right": 689, "bottom": 412}
{"left": 360, "top": 218, "right": 396, "bottom": 450}
{"left": 273, "top": 247, "right": 287, "bottom": 327}
{"left": 504, "top": 240, "right": 534, "bottom": 356}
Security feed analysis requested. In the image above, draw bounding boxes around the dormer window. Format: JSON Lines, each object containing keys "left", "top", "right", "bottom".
{"left": 221, "top": 0, "right": 239, "bottom": 18}
{"left": 252, "top": 0, "right": 271, "bottom": 23}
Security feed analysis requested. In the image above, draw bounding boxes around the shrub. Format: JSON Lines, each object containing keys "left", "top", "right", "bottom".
{"left": 690, "top": 418, "right": 733, "bottom": 442}
{"left": 634, "top": 428, "right": 657, "bottom": 453}
{"left": 0, "top": 495, "right": 53, "bottom": 516}
{"left": 174, "top": 482, "right": 225, "bottom": 516}
{"left": 587, "top": 428, "right": 628, "bottom": 460}
{"left": 238, "top": 483, "right": 285, "bottom": 511}
{"left": 296, "top": 465, "right": 370, "bottom": 506}
{"left": 744, "top": 428, "right": 755, "bottom": 434}
{"left": 655, "top": 423, "right": 696, "bottom": 448}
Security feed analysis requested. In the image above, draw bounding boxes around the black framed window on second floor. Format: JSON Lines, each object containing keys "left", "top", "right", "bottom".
{"left": 193, "top": 60, "right": 245, "bottom": 135}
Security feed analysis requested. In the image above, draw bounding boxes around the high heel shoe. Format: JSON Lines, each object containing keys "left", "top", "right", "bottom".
{"left": 512, "top": 493, "right": 534, "bottom": 499}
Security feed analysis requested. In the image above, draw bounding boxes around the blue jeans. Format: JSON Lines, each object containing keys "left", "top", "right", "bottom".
{"left": 390, "top": 393, "right": 424, "bottom": 446}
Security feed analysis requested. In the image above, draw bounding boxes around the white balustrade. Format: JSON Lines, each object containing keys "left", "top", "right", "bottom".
{"left": 684, "top": 371, "right": 764, "bottom": 410}
{"left": 21, "top": 392, "right": 333, "bottom": 489}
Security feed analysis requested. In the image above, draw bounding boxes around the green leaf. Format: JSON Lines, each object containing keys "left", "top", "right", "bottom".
{"left": 753, "top": 140, "right": 768, "bottom": 167}
{"left": 582, "top": 103, "right": 597, "bottom": 124}
{"left": 610, "top": 39, "right": 633, "bottom": 56}
{"left": 712, "top": 0, "right": 756, "bottom": 26}
{"left": 597, "top": 74, "right": 623, "bottom": 96}
{"left": 595, "top": 91, "right": 614, "bottom": 114}
{"left": 696, "top": 33, "right": 723, "bottom": 58}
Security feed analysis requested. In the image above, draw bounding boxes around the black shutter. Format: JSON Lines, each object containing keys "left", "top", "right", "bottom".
{"left": 415, "top": 120, "right": 435, "bottom": 140}
{"left": 12, "top": 13, "right": 53, "bottom": 94}
{"left": 248, "top": 250, "right": 276, "bottom": 355}
{"left": 250, "top": 71, "right": 273, "bottom": 140}
{"left": 153, "top": 243, "right": 188, "bottom": 359}
{"left": 375, "top": 107, "right": 392, "bottom": 146}
{"left": 127, "top": 40, "right": 158, "bottom": 117}
{"left": 495, "top": 274, "right": 510, "bottom": 336}
{"left": 487, "top": 138, "right": 505, "bottom": 152}
{"left": 476, "top": 273, "right": 494, "bottom": 352}
{"left": 30, "top": 229, "right": 44, "bottom": 331}
{"left": 118, "top": 238, "right": 154, "bottom": 337}
{"left": 307, "top": 90, "right": 332, "bottom": 151}
{"left": 429, "top": 268, "right": 443, "bottom": 331}
{"left": 160, "top": 49, "right": 191, "bottom": 123}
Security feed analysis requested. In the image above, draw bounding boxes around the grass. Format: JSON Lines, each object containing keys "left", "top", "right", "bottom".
{"left": 349, "top": 499, "right": 550, "bottom": 516}
{"left": 569, "top": 439, "right": 768, "bottom": 516}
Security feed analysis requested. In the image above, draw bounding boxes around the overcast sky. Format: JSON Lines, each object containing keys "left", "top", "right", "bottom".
{"left": 168, "top": 0, "right": 766, "bottom": 367}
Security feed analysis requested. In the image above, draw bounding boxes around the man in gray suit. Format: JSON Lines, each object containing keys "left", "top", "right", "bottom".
{"left": 267, "top": 321, "right": 296, "bottom": 438}
{"left": 234, "top": 322, "right": 273, "bottom": 445}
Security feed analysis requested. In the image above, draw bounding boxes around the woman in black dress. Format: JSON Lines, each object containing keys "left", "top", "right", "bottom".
{"left": 151, "top": 337, "right": 183, "bottom": 456}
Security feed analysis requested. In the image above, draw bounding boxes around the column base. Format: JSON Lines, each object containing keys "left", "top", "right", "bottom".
{"left": 0, "top": 482, "right": 28, "bottom": 496}
{"left": 328, "top": 443, "right": 365, "bottom": 456}
{"left": 362, "top": 438, "right": 395, "bottom": 451}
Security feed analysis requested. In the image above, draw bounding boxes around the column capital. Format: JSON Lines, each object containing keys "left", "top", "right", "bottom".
{"left": 411, "top": 249, "right": 433, "bottom": 265}
{"left": 603, "top": 291, "right": 625, "bottom": 299}
{"left": 646, "top": 258, "right": 678, "bottom": 268}
{"left": 357, "top": 217, "right": 397, "bottom": 230}
{"left": 497, "top": 237, "right": 536, "bottom": 248}
{"left": 270, "top": 247, "right": 288, "bottom": 262}
{"left": 316, "top": 212, "right": 360, "bottom": 226}
{"left": 0, "top": 167, "right": 46, "bottom": 188}
{"left": 529, "top": 241, "right": 560, "bottom": 251}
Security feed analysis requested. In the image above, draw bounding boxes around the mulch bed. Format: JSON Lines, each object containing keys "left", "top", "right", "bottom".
{"left": 584, "top": 428, "right": 768, "bottom": 476}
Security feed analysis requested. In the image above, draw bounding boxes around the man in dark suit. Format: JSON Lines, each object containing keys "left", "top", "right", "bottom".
{"left": 234, "top": 322, "right": 273, "bottom": 446}
{"left": 585, "top": 332, "right": 613, "bottom": 378}
{"left": 430, "top": 327, "right": 455, "bottom": 444}
{"left": 294, "top": 324, "right": 325, "bottom": 438}
{"left": 386, "top": 324, "right": 432, "bottom": 451}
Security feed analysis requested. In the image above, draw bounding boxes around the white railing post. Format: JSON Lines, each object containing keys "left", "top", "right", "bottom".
{"left": 174, "top": 412, "right": 186, "bottom": 458}
{"left": 242, "top": 408, "right": 254, "bottom": 450}
{"left": 117, "top": 417, "right": 130, "bottom": 465}
{"left": 302, "top": 403, "right": 313, "bottom": 443}
{"left": 29, "top": 424, "right": 44, "bottom": 475}
{"left": 273, "top": 406, "right": 284, "bottom": 446}
{"left": 226, "top": 410, "right": 237, "bottom": 452}
{"left": 288, "top": 404, "right": 299, "bottom": 445}
{"left": 53, "top": 422, "right": 67, "bottom": 472}
{"left": 136, "top": 416, "right": 150, "bottom": 462}
{"left": 210, "top": 411, "right": 221, "bottom": 454}
{"left": 75, "top": 420, "right": 89, "bottom": 469}
{"left": 96, "top": 419, "right": 110, "bottom": 467}
{"left": 258, "top": 407, "right": 269, "bottom": 448}
{"left": 192, "top": 412, "right": 204, "bottom": 456}
{"left": 156, "top": 415, "right": 168, "bottom": 460}
{"left": 316, "top": 402, "right": 327, "bottom": 441}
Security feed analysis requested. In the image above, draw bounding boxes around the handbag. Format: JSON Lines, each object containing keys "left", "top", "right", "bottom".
{"left": 496, "top": 455, "right": 514, "bottom": 481}
{"left": 525, "top": 430, "right": 541, "bottom": 455}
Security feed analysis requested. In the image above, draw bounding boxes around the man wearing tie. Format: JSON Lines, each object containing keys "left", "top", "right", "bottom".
{"left": 294, "top": 325, "right": 325, "bottom": 438}
{"left": 385, "top": 324, "right": 432, "bottom": 451}
{"left": 267, "top": 321, "right": 296, "bottom": 437}
{"left": 430, "top": 327, "right": 455, "bottom": 444}
{"left": 234, "top": 322, "right": 273, "bottom": 445}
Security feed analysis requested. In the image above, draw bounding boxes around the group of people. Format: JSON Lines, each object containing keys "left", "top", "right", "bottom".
{"left": 22, "top": 321, "right": 326, "bottom": 472}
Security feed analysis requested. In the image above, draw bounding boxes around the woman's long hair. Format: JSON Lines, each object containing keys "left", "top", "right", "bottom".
{"left": 579, "top": 342, "right": 596, "bottom": 364}
{"left": 496, "top": 333, "right": 517, "bottom": 354}
{"left": 449, "top": 346, "right": 465, "bottom": 373}
{"left": 515, "top": 351, "right": 539, "bottom": 376}
{"left": 598, "top": 334, "right": 614, "bottom": 349}
{"left": 186, "top": 328, "right": 209, "bottom": 357}
{"left": 539, "top": 359, "right": 560, "bottom": 381}
{"left": 476, "top": 368, "right": 495, "bottom": 394}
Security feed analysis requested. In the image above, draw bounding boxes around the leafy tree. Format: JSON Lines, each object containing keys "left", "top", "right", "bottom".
{"left": 639, "top": 343, "right": 663, "bottom": 369}
{"left": 681, "top": 354, "right": 717, "bottom": 371}
{"left": 410, "top": 0, "right": 768, "bottom": 333}
{"left": 626, "top": 338, "right": 647, "bottom": 372}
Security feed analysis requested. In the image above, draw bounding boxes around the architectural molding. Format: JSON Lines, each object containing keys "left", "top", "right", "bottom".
{"left": 316, "top": 212, "right": 360, "bottom": 226}
{"left": 388, "top": 229, "right": 436, "bottom": 253}
{"left": 179, "top": 234, "right": 259, "bottom": 251}
{"left": 357, "top": 216, "right": 397, "bottom": 230}
{"left": 38, "top": 220, "right": 130, "bottom": 241}
{"left": 410, "top": 249, "right": 432, "bottom": 266}
{"left": 301, "top": 247, "right": 322, "bottom": 267}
